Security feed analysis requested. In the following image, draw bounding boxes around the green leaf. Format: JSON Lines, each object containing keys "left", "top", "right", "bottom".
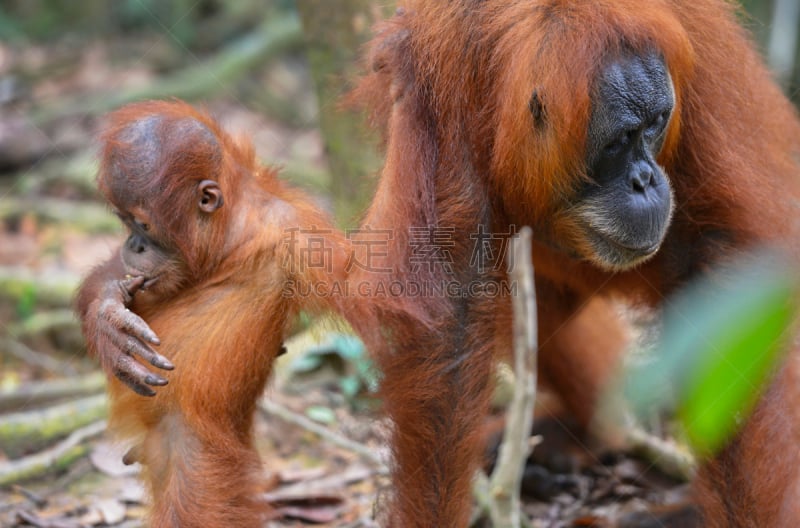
{"left": 16, "top": 284, "right": 37, "bottom": 319}
{"left": 624, "top": 257, "right": 797, "bottom": 455}
{"left": 288, "top": 352, "right": 325, "bottom": 374}
{"left": 679, "top": 273, "right": 795, "bottom": 454}
{"left": 331, "top": 334, "right": 366, "bottom": 360}
{"left": 306, "top": 405, "right": 336, "bottom": 425}
{"left": 339, "top": 376, "right": 361, "bottom": 398}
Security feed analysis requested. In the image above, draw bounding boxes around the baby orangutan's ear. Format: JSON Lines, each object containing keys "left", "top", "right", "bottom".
{"left": 197, "top": 180, "right": 223, "bottom": 213}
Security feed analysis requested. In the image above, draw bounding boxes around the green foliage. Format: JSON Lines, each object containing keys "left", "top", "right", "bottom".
{"left": 305, "top": 405, "right": 337, "bottom": 424}
{"left": 625, "top": 256, "right": 798, "bottom": 455}
{"left": 288, "top": 333, "right": 379, "bottom": 405}
{"left": 0, "top": 0, "right": 290, "bottom": 45}
{"left": 15, "top": 283, "right": 36, "bottom": 319}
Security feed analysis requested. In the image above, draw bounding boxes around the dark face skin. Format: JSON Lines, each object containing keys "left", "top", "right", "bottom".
{"left": 113, "top": 178, "right": 224, "bottom": 299}
{"left": 575, "top": 51, "right": 675, "bottom": 270}
{"left": 116, "top": 209, "right": 183, "bottom": 297}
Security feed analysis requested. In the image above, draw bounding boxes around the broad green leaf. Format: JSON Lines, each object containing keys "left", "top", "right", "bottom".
{"left": 624, "top": 257, "right": 797, "bottom": 455}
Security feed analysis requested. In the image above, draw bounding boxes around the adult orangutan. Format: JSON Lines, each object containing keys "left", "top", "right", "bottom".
{"left": 78, "top": 1, "right": 800, "bottom": 527}
{"left": 75, "top": 100, "right": 346, "bottom": 527}
{"left": 348, "top": 1, "right": 800, "bottom": 526}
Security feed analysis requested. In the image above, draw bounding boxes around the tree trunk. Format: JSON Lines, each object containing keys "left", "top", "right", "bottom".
{"left": 296, "top": 0, "right": 390, "bottom": 226}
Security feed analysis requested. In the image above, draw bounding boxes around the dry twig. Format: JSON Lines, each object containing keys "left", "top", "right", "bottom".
{"left": 475, "top": 227, "right": 537, "bottom": 528}
{"left": 259, "top": 398, "right": 388, "bottom": 473}
{"left": 0, "top": 421, "right": 106, "bottom": 486}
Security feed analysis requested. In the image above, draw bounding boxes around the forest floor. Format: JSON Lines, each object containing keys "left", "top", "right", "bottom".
{"left": 0, "top": 22, "right": 690, "bottom": 528}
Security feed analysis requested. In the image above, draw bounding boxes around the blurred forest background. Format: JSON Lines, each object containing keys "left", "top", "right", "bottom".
{"left": 0, "top": 1, "right": 798, "bottom": 527}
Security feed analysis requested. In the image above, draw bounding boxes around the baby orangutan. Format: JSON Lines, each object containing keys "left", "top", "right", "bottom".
{"left": 76, "top": 100, "right": 346, "bottom": 527}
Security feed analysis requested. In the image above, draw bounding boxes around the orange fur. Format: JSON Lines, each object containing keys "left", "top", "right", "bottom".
{"left": 351, "top": 1, "right": 800, "bottom": 526}
{"left": 78, "top": 101, "right": 347, "bottom": 527}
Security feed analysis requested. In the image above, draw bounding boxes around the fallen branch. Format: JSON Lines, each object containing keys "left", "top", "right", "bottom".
{"left": 0, "top": 198, "right": 118, "bottom": 234}
{"left": 262, "top": 464, "right": 374, "bottom": 502}
{"left": 258, "top": 398, "right": 387, "bottom": 474}
{"left": 0, "top": 372, "right": 105, "bottom": 413}
{"left": 0, "top": 394, "right": 107, "bottom": 458}
{"left": 0, "top": 266, "right": 82, "bottom": 309}
{"left": 0, "top": 420, "right": 106, "bottom": 486}
{"left": 0, "top": 338, "right": 77, "bottom": 376}
{"left": 13, "top": 152, "right": 97, "bottom": 198}
{"left": 31, "top": 14, "right": 303, "bottom": 126}
{"left": 8, "top": 310, "right": 77, "bottom": 339}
